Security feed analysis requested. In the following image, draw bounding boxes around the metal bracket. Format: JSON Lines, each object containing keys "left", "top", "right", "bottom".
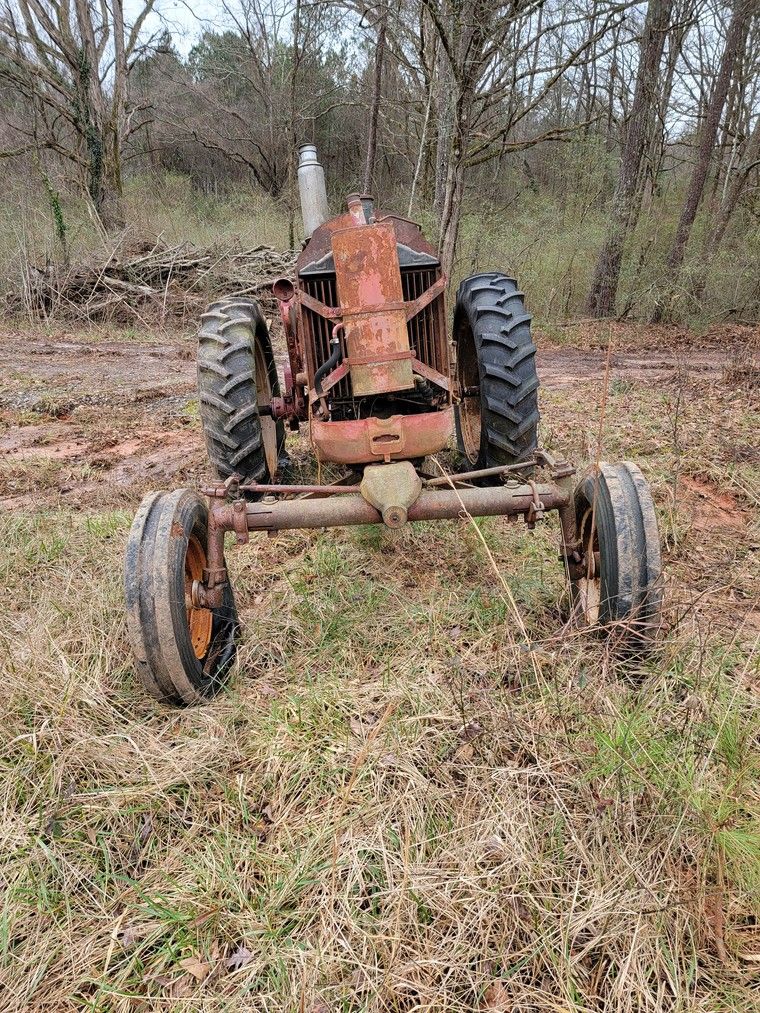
{"left": 202, "top": 565, "right": 228, "bottom": 587}
{"left": 193, "top": 564, "right": 229, "bottom": 608}
{"left": 525, "top": 480, "right": 545, "bottom": 528}
{"left": 232, "top": 499, "right": 249, "bottom": 544}
{"left": 411, "top": 356, "right": 451, "bottom": 392}
{"left": 359, "top": 461, "right": 422, "bottom": 528}
{"left": 536, "top": 449, "right": 575, "bottom": 481}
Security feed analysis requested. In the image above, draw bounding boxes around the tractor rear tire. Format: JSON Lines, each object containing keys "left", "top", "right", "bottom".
{"left": 197, "top": 297, "right": 287, "bottom": 492}
{"left": 453, "top": 273, "right": 539, "bottom": 472}
{"left": 124, "top": 489, "right": 238, "bottom": 705}
{"left": 571, "top": 462, "right": 662, "bottom": 646}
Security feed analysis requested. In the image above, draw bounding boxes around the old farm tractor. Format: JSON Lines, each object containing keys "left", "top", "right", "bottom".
{"left": 124, "top": 145, "right": 662, "bottom": 705}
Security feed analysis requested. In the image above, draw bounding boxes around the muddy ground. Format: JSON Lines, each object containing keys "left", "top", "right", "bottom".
{"left": 0, "top": 321, "right": 757, "bottom": 530}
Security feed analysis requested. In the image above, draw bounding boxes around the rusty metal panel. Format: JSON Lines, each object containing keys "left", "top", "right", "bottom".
{"left": 331, "top": 222, "right": 414, "bottom": 396}
{"left": 310, "top": 407, "right": 454, "bottom": 465}
{"left": 296, "top": 208, "right": 439, "bottom": 275}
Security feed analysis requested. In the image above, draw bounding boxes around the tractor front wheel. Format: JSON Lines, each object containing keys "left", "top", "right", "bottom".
{"left": 124, "top": 490, "right": 238, "bottom": 705}
{"left": 571, "top": 462, "right": 662, "bottom": 646}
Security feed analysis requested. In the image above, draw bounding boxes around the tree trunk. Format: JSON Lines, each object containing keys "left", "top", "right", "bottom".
{"left": 408, "top": 69, "right": 435, "bottom": 215}
{"left": 586, "top": 0, "right": 674, "bottom": 317}
{"left": 288, "top": 0, "right": 302, "bottom": 248}
{"left": 438, "top": 128, "right": 466, "bottom": 279}
{"left": 363, "top": 13, "right": 387, "bottom": 195}
{"left": 653, "top": 0, "right": 752, "bottom": 321}
{"left": 73, "top": 0, "right": 126, "bottom": 229}
{"left": 709, "top": 118, "right": 760, "bottom": 250}
{"left": 693, "top": 111, "right": 760, "bottom": 297}
{"left": 433, "top": 41, "right": 454, "bottom": 220}
{"left": 433, "top": 1, "right": 488, "bottom": 278}
{"left": 646, "top": 5, "right": 693, "bottom": 200}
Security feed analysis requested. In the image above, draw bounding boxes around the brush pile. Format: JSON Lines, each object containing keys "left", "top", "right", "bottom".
{"left": 10, "top": 238, "right": 297, "bottom": 323}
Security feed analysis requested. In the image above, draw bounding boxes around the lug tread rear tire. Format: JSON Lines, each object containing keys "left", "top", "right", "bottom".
{"left": 454, "top": 273, "right": 540, "bottom": 468}
{"left": 197, "top": 297, "right": 285, "bottom": 487}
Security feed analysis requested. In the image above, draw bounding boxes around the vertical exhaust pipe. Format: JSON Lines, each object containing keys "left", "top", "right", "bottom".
{"left": 298, "top": 144, "right": 329, "bottom": 239}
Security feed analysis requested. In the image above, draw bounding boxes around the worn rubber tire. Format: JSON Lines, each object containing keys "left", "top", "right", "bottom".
{"left": 124, "top": 489, "right": 238, "bottom": 705}
{"left": 453, "top": 273, "right": 540, "bottom": 471}
{"left": 197, "top": 297, "right": 286, "bottom": 490}
{"left": 571, "top": 462, "right": 662, "bottom": 645}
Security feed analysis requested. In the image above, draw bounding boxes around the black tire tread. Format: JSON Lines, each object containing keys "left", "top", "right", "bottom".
{"left": 454, "top": 273, "right": 540, "bottom": 467}
{"left": 197, "top": 297, "right": 284, "bottom": 486}
{"left": 124, "top": 489, "right": 238, "bottom": 706}
{"left": 572, "top": 462, "right": 662, "bottom": 643}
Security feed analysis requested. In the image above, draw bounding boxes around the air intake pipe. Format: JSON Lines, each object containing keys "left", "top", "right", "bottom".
{"left": 297, "top": 144, "right": 329, "bottom": 239}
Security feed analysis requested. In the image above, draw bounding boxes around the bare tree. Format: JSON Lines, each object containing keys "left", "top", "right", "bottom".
{"left": 421, "top": 0, "right": 634, "bottom": 278}
{"left": 160, "top": 1, "right": 351, "bottom": 205}
{"left": 653, "top": 0, "right": 754, "bottom": 320}
{"left": 0, "top": 0, "right": 157, "bottom": 229}
{"left": 586, "top": 0, "right": 675, "bottom": 318}
{"left": 1, "top": 0, "right": 757, "bottom": 328}
{"left": 694, "top": 101, "right": 760, "bottom": 296}
{"left": 363, "top": 3, "right": 388, "bottom": 193}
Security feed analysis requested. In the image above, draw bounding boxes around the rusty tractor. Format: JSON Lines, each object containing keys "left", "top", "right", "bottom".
{"left": 124, "top": 145, "right": 662, "bottom": 705}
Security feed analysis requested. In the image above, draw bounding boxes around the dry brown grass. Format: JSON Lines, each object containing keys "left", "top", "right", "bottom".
{"left": 0, "top": 323, "right": 758, "bottom": 1011}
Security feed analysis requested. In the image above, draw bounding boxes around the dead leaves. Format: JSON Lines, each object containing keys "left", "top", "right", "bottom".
{"left": 480, "top": 834, "right": 509, "bottom": 864}
{"left": 117, "top": 923, "right": 153, "bottom": 949}
{"left": 453, "top": 740, "right": 475, "bottom": 761}
{"left": 179, "top": 955, "right": 212, "bottom": 981}
{"left": 349, "top": 710, "right": 381, "bottom": 737}
{"left": 481, "top": 980, "right": 512, "bottom": 1011}
{"left": 453, "top": 720, "right": 484, "bottom": 762}
{"left": 134, "top": 941, "right": 258, "bottom": 996}
{"left": 225, "top": 944, "right": 255, "bottom": 971}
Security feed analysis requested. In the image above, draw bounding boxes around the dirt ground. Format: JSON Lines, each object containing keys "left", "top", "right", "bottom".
{"left": 2, "top": 320, "right": 757, "bottom": 642}
{"left": 0, "top": 321, "right": 754, "bottom": 510}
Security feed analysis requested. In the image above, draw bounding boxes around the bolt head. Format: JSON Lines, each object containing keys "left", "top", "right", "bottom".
{"left": 383, "top": 506, "right": 407, "bottom": 528}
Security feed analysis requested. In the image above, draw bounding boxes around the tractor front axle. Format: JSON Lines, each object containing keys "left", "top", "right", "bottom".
{"left": 197, "top": 461, "right": 581, "bottom": 609}
{"left": 212, "top": 480, "right": 572, "bottom": 534}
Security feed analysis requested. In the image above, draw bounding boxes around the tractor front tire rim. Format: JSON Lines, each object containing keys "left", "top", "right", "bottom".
{"left": 577, "top": 506, "right": 602, "bottom": 626}
{"left": 184, "top": 534, "right": 213, "bottom": 659}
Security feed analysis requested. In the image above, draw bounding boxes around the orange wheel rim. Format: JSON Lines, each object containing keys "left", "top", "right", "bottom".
{"left": 578, "top": 507, "right": 601, "bottom": 625}
{"left": 185, "top": 534, "right": 213, "bottom": 659}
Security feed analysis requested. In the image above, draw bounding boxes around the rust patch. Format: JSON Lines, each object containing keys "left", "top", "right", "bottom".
{"left": 170, "top": 522, "right": 185, "bottom": 538}
{"left": 310, "top": 408, "right": 453, "bottom": 465}
{"left": 331, "top": 221, "right": 414, "bottom": 395}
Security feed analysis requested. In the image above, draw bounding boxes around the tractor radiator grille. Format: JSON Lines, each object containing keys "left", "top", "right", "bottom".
{"left": 301, "top": 266, "right": 447, "bottom": 401}
{"left": 402, "top": 266, "right": 447, "bottom": 377}
{"left": 301, "top": 273, "right": 342, "bottom": 394}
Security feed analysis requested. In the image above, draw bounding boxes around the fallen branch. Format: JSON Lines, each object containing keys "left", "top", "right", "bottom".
{"left": 6, "top": 237, "right": 297, "bottom": 324}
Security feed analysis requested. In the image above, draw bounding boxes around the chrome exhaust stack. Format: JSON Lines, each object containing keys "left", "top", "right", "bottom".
{"left": 298, "top": 144, "right": 329, "bottom": 239}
